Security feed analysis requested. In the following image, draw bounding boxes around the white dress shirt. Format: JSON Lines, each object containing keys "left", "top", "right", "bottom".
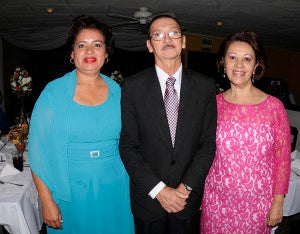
{"left": 148, "top": 64, "right": 182, "bottom": 199}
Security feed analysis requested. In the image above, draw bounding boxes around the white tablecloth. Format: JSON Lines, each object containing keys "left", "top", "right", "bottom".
{"left": 283, "top": 150, "right": 300, "bottom": 216}
{"left": 283, "top": 172, "right": 300, "bottom": 216}
{"left": 0, "top": 139, "right": 43, "bottom": 234}
{"left": 0, "top": 142, "right": 299, "bottom": 233}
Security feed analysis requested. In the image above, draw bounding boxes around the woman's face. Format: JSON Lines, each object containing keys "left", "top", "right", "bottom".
{"left": 224, "top": 41, "right": 258, "bottom": 87}
{"left": 71, "top": 28, "right": 107, "bottom": 75}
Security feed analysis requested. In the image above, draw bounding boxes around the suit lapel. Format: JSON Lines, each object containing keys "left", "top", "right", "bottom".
{"left": 174, "top": 69, "right": 197, "bottom": 150}
{"left": 144, "top": 68, "right": 173, "bottom": 148}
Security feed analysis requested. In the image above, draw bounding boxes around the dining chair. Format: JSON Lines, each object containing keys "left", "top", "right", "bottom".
{"left": 291, "top": 126, "right": 298, "bottom": 152}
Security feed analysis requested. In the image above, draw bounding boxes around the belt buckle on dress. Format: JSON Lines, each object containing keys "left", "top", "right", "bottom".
{"left": 89, "top": 150, "right": 100, "bottom": 158}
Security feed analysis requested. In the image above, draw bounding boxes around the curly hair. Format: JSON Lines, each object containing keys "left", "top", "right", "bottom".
{"left": 66, "top": 15, "right": 114, "bottom": 58}
{"left": 216, "top": 31, "right": 267, "bottom": 80}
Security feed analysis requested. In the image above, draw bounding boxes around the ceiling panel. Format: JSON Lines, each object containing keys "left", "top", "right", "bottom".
{"left": 0, "top": 0, "right": 299, "bottom": 52}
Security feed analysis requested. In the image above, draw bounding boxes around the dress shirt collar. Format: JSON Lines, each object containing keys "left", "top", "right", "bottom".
{"left": 155, "top": 64, "right": 182, "bottom": 98}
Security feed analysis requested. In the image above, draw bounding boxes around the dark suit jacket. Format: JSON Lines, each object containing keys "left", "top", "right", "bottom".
{"left": 119, "top": 66, "right": 217, "bottom": 221}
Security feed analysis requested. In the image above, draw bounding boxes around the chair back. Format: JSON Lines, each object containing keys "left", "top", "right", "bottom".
{"left": 291, "top": 126, "right": 298, "bottom": 152}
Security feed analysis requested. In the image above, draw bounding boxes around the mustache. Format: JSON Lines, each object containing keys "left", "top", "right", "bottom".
{"left": 162, "top": 44, "right": 175, "bottom": 50}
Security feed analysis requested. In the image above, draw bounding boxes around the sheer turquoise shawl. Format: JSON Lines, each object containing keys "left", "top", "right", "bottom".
{"left": 29, "top": 69, "right": 115, "bottom": 202}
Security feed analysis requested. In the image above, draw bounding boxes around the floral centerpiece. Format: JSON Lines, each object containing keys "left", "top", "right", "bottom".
{"left": 10, "top": 66, "right": 32, "bottom": 128}
{"left": 10, "top": 66, "right": 32, "bottom": 98}
{"left": 110, "top": 70, "right": 124, "bottom": 85}
{"left": 7, "top": 127, "right": 23, "bottom": 144}
{"left": 7, "top": 126, "right": 26, "bottom": 152}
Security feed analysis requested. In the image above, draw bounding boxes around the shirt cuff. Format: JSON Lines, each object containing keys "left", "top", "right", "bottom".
{"left": 148, "top": 181, "right": 166, "bottom": 199}
{"left": 184, "top": 184, "right": 193, "bottom": 191}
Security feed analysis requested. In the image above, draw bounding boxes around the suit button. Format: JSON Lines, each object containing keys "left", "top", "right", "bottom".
{"left": 170, "top": 160, "right": 176, "bottom": 165}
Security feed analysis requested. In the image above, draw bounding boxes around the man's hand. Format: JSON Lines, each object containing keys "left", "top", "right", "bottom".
{"left": 156, "top": 186, "right": 189, "bottom": 213}
{"left": 176, "top": 183, "right": 191, "bottom": 195}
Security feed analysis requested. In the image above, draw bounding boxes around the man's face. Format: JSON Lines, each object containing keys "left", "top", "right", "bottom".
{"left": 146, "top": 17, "right": 186, "bottom": 62}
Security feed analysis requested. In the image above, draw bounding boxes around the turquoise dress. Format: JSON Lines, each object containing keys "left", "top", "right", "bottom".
{"left": 28, "top": 71, "right": 134, "bottom": 234}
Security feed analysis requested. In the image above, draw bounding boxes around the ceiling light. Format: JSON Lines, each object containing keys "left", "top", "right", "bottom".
{"left": 134, "top": 7, "right": 152, "bottom": 19}
{"left": 217, "top": 21, "right": 223, "bottom": 26}
{"left": 46, "top": 8, "right": 54, "bottom": 13}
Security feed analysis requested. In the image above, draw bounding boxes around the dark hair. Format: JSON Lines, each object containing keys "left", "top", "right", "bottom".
{"left": 216, "top": 31, "right": 267, "bottom": 80}
{"left": 66, "top": 15, "right": 114, "bottom": 58}
{"left": 147, "top": 14, "right": 183, "bottom": 39}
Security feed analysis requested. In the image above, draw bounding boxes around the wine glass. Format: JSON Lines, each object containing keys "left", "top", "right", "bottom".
{"left": 14, "top": 139, "right": 26, "bottom": 154}
{"left": 13, "top": 136, "right": 25, "bottom": 171}
{"left": 0, "top": 153, "right": 6, "bottom": 172}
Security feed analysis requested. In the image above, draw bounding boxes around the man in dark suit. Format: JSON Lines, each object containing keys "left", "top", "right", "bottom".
{"left": 119, "top": 14, "right": 217, "bottom": 234}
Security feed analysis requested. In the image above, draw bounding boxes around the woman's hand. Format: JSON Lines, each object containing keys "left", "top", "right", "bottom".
{"left": 267, "top": 194, "right": 284, "bottom": 227}
{"left": 42, "top": 200, "right": 63, "bottom": 229}
{"left": 31, "top": 171, "right": 63, "bottom": 229}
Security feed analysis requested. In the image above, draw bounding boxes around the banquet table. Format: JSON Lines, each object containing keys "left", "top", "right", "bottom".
{"left": 0, "top": 138, "right": 43, "bottom": 234}
{"left": 0, "top": 142, "right": 299, "bottom": 234}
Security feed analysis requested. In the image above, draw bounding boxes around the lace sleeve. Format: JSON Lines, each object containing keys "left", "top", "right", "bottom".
{"left": 272, "top": 100, "right": 291, "bottom": 194}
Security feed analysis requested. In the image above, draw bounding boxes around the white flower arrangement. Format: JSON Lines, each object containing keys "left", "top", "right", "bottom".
{"left": 10, "top": 66, "right": 32, "bottom": 98}
{"left": 110, "top": 70, "right": 124, "bottom": 85}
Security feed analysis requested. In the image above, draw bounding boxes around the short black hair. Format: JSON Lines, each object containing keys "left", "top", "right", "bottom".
{"left": 66, "top": 15, "right": 114, "bottom": 58}
{"left": 147, "top": 14, "right": 183, "bottom": 39}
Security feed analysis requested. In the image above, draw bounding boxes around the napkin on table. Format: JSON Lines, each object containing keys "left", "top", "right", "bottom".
{"left": 0, "top": 164, "right": 21, "bottom": 178}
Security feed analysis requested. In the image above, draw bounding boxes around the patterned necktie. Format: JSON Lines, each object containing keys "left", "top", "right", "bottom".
{"left": 164, "top": 76, "right": 179, "bottom": 146}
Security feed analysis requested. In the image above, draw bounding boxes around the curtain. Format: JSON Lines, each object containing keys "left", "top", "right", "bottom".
{"left": 0, "top": 27, "right": 147, "bottom": 51}
{"left": 0, "top": 27, "right": 148, "bottom": 113}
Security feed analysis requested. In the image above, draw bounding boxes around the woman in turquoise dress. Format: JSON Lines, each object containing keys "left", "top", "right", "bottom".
{"left": 28, "top": 15, "right": 134, "bottom": 233}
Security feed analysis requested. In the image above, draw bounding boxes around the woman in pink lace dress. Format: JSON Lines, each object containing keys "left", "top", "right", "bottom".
{"left": 200, "top": 31, "right": 291, "bottom": 233}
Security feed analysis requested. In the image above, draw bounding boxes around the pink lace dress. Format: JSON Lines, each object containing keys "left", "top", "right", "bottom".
{"left": 200, "top": 94, "right": 291, "bottom": 234}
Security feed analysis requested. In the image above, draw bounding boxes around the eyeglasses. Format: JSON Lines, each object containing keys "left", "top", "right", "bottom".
{"left": 150, "top": 31, "right": 182, "bottom": 41}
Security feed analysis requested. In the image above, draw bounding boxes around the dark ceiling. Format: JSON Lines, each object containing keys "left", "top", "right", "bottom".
{"left": 0, "top": 0, "right": 300, "bottom": 52}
